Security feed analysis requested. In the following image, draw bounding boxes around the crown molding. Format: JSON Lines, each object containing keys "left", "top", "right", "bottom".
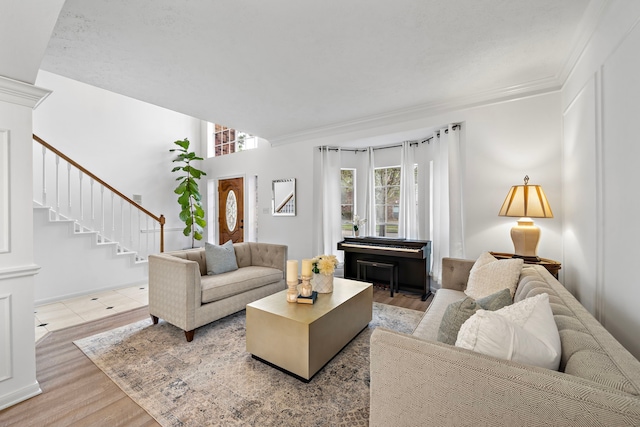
{"left": 268, "top": 76, "right": 562, "bottom": 146}
{"left": 0, "top": 76, "right": 51, "bottom": 109}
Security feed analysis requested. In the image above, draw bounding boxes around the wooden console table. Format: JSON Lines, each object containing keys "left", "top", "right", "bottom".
{"left": 490, "top": 252, "right": 561, "bottom": 279}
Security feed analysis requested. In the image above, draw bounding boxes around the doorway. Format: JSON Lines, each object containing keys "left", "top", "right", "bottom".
{"left": 218, "top": 177, "right": 244, "bottom": 244}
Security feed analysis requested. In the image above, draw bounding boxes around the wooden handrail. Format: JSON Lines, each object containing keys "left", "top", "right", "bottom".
{"left": 33, "top": 134, "right": 165, "bottom": 252}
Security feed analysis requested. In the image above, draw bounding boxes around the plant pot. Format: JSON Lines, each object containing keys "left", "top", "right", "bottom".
{"left": 311, "top": 273, "right": 334, "bottom": 293}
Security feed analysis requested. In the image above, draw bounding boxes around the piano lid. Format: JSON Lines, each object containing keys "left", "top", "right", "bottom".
{"left": 339, "top": 236, "right": 430, "bottom": 249}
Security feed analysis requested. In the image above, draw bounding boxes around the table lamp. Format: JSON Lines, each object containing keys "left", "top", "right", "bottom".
{"left": 498, "top": 175, "right": 553, "bottom": 261}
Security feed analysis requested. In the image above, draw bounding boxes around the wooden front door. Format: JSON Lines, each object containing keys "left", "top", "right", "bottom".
{"left": 218, "top": 177, "right": 244, "bottom": 244}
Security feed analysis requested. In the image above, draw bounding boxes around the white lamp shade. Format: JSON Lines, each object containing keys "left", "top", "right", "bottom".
{"left": 498, "top": 183, "right": 553, "bottom": 219}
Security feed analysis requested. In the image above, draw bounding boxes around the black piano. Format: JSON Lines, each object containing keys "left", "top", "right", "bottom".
{"left": 338, "top": 236, "right": 432, "bottom": 301}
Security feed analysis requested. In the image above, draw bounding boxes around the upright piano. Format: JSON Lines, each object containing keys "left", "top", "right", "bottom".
{"left": 338, "top": 236, "right": 432, "bottom": 301}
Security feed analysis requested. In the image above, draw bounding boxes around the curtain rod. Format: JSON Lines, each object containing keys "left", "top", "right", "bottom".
{"left": 318, "top": 123, "right": 461, "bottom": 152}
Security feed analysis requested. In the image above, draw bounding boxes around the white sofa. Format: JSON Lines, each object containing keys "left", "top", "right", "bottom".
{"left": 370, "top": 257, "right": 640, "bottom": 426}
{"left": 148, "top": 242, "right": 287, "bottom": 342}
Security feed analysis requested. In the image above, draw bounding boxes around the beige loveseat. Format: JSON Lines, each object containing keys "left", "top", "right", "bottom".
{"left": 370, "top": 257, "right": 640, "bottom": 426}
{"left": 148, "top": 242, "right": 287, "bottom": 342}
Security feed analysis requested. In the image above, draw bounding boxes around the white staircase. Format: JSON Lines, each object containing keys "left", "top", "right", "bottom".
{"left": 33, "top": 204, "right": 148, "bottom": 305}
{"left": 31, "top": 135, "right": 164, "bottom": 305}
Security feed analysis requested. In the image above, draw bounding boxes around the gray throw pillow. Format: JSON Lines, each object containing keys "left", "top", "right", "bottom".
{"left": 437, "top": 288, "right": 513, "bottom": 345}
{"left": 205, "top": 240, "right": 238, "bottom": 275}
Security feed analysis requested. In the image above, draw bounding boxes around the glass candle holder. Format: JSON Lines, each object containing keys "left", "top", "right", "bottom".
{"left": 300, "top": 275, "right": 313, "bottom": 297}
{"left": 286, "top": 280, "right": 299, "bottom": 302}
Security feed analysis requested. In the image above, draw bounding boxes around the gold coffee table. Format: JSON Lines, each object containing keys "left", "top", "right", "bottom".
{"left": 246, "top": 277, "right": 373, "bottom": 381}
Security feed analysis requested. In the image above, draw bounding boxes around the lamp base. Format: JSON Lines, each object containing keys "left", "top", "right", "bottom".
{"left": 510, "top": 218, "right": 541, "bottom": 260}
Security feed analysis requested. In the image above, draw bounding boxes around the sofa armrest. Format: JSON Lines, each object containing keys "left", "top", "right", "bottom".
{"left": 370, "top": 328, "right": 640, "bottom": 426}
{"left": 148, "top": 253, "right": 202, "bottom": 331}
{"left": 440, "top": 257, "right": 474, "bottom": 291}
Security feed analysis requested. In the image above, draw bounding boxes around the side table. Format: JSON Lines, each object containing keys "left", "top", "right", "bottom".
{"left": 490, "top": 252, "right": 561, "bottom": 279}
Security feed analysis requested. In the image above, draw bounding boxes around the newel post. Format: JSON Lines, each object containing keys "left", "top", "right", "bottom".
{"left": 159, "top": 214, "right": 166, "bottom": 253}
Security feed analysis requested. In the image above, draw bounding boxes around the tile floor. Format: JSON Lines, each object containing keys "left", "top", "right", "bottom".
{"left": 34, "top": 284, "right": 149, "bottom": 342}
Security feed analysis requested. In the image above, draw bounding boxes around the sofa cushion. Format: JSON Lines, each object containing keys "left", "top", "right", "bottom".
{"left": 205, "top": 241, "right": 239, "bottom": 275}
{"left": 465, "top": 252, "right": 523, "bottom": 299}
{"left": 456, "top": 293, "right": 561, "bottom": 370}
{"left": 437, "top": 288, "right": 512, "bottom": 345}
{"left": 201, "top": 266, "right": 283, "bottom": 303}
{"left": 412, "top": 289, "right": 466, "bottom": 341}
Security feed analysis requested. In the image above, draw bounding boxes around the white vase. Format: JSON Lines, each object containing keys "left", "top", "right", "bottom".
{"left": 311, "top": 273, "right": 334, "bottom": 293}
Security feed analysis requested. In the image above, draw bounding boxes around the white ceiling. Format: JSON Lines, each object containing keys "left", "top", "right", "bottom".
{"left": 39, "top": 0, "right": 600, "bottom": 144}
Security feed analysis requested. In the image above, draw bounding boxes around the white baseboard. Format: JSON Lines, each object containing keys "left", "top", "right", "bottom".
{"left": 0, "top": 381, "right": 41, "bottom": 411}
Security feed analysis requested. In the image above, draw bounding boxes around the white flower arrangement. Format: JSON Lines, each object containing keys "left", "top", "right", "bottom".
{"left": 312, "top": 254, "right": 339, "bottom": 275}
{"left": 352, "top": 215, "right": 367, "bottom": 232}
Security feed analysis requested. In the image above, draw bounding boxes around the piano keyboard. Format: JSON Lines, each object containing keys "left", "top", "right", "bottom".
{"left": 339, "top": 243, "right": 421, "bottom": 253}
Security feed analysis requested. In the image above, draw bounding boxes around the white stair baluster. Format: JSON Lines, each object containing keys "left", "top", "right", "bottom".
{"left": 137, "top": 210, "right": 141, "bottom": 255}
{"left": 79, "top": 171, "right": 84, "bottom": 223}
{"left": 100, "top": 185, "right": 105, "bottom": 239}
{"left": 67, "top": 163, "right": 72, "bottom": 217}
{"left": 120, "top": 199, "right": 124, "bottom": 253}
{"left": 55, "top": 155, "right": 60, "bottom": 220}
{"left": 90, "top": 178, "right": 95, "bottom": 232}
{"left": 145, "top": 216, "right": 150, "bottom": 259}
{"left": 110, "top": 192, "right": 115, "bottom": 245}
{"left": 41, "top": 145, "right": 47, "bottom": 205}
{"left": 129, "top": 205, "right": 133, "bottom": 249}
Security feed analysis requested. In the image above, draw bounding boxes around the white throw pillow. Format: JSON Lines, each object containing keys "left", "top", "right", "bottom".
{"left": 455, "top": 293, "right": 561, "bottom": 370}
{"left": 464, "top": 252, "right": 523, "bottom": 299}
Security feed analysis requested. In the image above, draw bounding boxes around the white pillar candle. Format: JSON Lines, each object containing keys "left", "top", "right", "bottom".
{"left": 286, "top": 260, "right": 298, "bottom": 283}
{"left": 301, "top": 259, "right": 313, "bottom": 276}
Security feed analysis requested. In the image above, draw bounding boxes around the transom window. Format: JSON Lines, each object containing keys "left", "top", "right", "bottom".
{"left": 206, "top": 123, "right": 258, "bottom": 158}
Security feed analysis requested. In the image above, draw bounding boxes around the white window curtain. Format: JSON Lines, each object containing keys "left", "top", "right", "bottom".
{"left": 431, "top": 124, "right": 464, "bottom": 283}
{"left": 318, "top": 147, "right": 343, "bottom": 262}
{"left": 398, "top": 141, "right": 417, "bottom": 239}
{"left": 363, "top": 147, "right": 376, "bottom": 237}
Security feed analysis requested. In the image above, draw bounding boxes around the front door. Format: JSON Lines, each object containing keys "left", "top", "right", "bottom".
{"left": 218, "top": 177, "right": 244, "bottom": 244}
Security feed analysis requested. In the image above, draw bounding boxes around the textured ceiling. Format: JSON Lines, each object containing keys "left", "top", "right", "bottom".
{"left": 40, "top": 0, "right": 596, "bottom": 143}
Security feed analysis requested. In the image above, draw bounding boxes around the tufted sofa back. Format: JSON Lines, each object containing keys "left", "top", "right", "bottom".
{"left": 515, "top": 266, "right": 640, "bottom": 396}
{"left": 234, "top": 242, "right": 287, "bottom": 272}
{"left": 164, "top": 242, "right": 287, "bottom": 276}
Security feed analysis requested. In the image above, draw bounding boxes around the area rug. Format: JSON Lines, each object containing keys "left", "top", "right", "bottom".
{"left": 74, "top": 302, "right": 423, "bottom": 427}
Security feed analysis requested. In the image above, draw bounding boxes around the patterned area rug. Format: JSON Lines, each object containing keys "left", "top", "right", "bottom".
{"left": 75, "top": 302, "right": 423, "bottom": 426}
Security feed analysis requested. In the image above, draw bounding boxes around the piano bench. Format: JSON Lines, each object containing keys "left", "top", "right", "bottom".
{"left": 356, "top": 259, "right": 399, "bottom": 297}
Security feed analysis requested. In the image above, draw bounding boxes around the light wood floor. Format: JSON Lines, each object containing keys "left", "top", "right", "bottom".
{"left": 0, "top": 287, "right": 431, "bottom": 427}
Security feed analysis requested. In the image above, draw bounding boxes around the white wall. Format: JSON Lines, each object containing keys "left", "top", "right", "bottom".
{"left": 203, "top": 92, "right": 562, "bottom": 276}
{"left": 562, "top": 0, "right": 640, "bottom": 359}
{"left": 33, "top": 70, "right": 204, "bottom": 253}
{"left": 0, "top": 77, "right": 50, "bottom": 410}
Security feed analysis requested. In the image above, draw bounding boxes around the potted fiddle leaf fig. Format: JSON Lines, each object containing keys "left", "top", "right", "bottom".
{"left": 170, "top": 138, "right": 207, "bottom": 248}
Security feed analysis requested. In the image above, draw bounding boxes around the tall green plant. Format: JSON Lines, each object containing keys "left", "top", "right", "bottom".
{"left": 170, "top": 138, "right": 207, "bottom": 248}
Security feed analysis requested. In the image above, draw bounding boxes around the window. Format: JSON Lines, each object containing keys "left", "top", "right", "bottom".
{"left": 375, "top": 167, "right": 401, "bottom": 237}
{"left": 374, "top": 166, "right": 418, "bottom": 237}
{"left": 341, "top": 169, "right": 355, "bottom": 237}
{"left": 207, "top": 123, "right": 258, "bottom": 158}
